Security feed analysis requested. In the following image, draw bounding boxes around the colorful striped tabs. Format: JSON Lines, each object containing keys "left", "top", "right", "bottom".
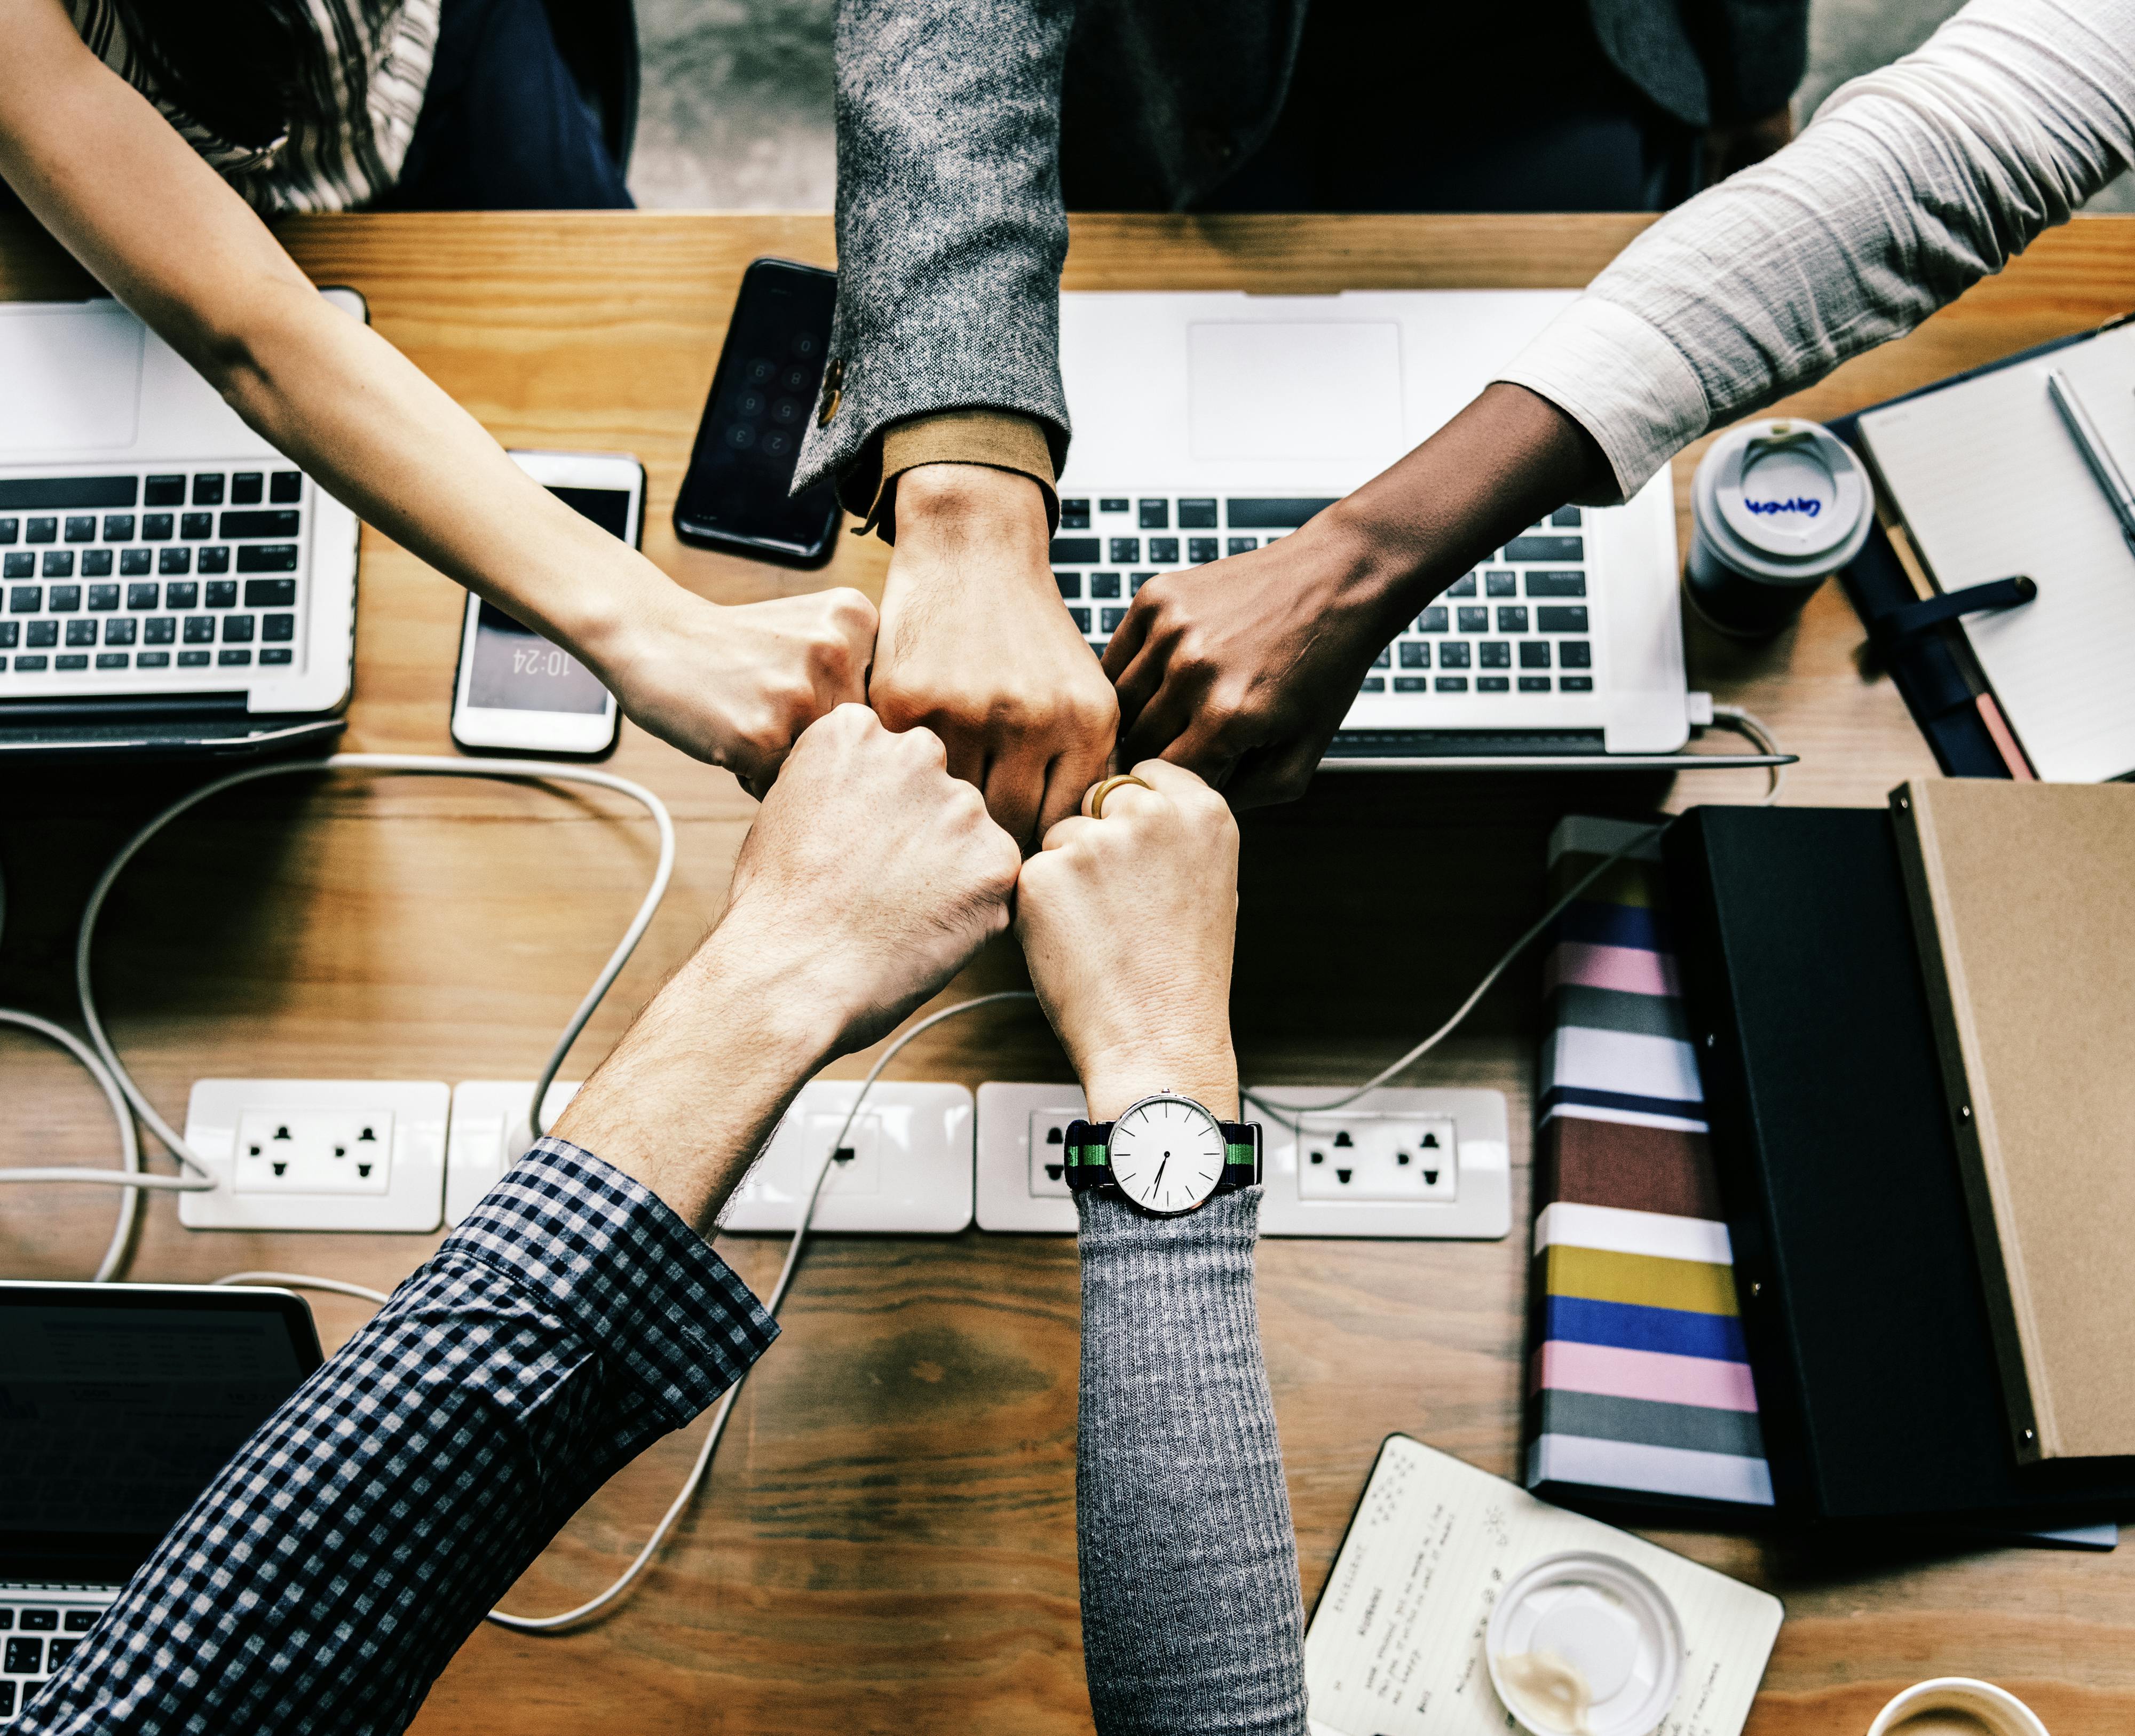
{"left": 1526, "top": 816, "right": 1774, "bottom": 1508}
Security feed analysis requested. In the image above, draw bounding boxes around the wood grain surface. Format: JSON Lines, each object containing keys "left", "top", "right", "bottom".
{"left": 4, "top": 211, "right": 2132, "bottom": 1735}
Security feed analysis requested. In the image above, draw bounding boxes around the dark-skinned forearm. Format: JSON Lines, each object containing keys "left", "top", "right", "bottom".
{"left": 1312, "top": 383, "right": 1610, "bottom": 638}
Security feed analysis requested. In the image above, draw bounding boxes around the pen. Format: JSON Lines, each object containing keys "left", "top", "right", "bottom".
{"left": 2044, "top": 368, "right": 2135, "bottom": 556}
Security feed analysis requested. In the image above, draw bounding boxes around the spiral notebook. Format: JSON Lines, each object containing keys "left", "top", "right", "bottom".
{"left": 1852, "top": 318, "right": 2135, "bottom": 783}
{"left": 1305, "top": 1435, "right": 1783, "bottom": 1736}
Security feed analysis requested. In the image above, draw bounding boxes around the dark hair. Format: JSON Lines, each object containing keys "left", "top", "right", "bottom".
{"left": 109, "top": 0, "right": 393, "bottom": 152}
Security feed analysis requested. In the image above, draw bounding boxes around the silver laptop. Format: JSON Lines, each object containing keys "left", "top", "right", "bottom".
{"left": 1055, "top": 291, "right": 1705, "bottom": 767}
{"left": 0, "top": 1281, "right": 320, "bottom": 1723}
{"left": 0, "top": 295, "right": 362, "bottom": 758}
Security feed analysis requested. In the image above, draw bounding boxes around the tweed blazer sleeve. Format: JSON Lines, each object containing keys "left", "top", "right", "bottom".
{"left": 796, "top": 0, "right": 1078, "bottom": 515}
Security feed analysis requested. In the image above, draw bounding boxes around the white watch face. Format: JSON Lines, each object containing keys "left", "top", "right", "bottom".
{"left": 1108, "top": 1096, "right": 1227, "bottom": 1216}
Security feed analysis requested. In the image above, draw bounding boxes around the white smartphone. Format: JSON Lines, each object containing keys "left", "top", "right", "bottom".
{"left": 449, "top": 450, "right": 642, "bottom": 758}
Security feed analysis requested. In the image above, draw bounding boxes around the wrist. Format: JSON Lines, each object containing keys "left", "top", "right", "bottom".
{"left": 684, "top": 908, "right": 851, "bottom": 1073}
{"left": 1079, "top": 1042, "right": 1240, "bottom": 1123}
{"left": 568, "top": 552, "right": 694, "bottom": 681}
{"left": 892, "top": 463, "right": 1048, "bottom": 553}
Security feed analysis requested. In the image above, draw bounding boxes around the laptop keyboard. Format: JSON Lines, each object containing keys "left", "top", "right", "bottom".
{"left": 0, "top": 469, "right": 305, "bottom": 681}
{"left": 1049, "top": 496, "right": 1595, "bottom": 697}
{"left": 0, "top": 1596, "right": 110, "bottom": 1723}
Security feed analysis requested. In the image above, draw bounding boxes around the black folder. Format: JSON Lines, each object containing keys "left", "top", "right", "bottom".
{"left": 1663, "top": 804, "right": 2135, "bottom": 1523}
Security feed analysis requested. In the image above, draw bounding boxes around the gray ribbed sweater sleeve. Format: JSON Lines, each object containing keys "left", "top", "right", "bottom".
{"left": 1074, "top": 1188, "right": 1308, "bottom": 1735}
{"left": 1499, "top": 0, "right": 2135, "bottom": 500}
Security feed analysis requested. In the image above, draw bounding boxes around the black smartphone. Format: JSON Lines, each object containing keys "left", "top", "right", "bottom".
{"left": 673, "top": 258, "right": 841, "bottom": 567}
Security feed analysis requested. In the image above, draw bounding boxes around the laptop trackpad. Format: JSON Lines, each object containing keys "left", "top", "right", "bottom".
{"left": 0, "top": 302, "right": 145, "bottom": 453}
{"left": 1188, "top": 320, "right": 1403, "bottom": 463}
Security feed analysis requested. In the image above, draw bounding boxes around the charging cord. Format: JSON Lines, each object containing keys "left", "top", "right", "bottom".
{"left": 0, "top": 754, "right": 674, "bottom": 1274}
{"left": 1243, "top": 701, "right": 1785, "bottom": 1131}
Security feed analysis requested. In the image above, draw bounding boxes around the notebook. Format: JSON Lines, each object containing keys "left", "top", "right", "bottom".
{"left": 1663, "top": 804, "right": 2135, "bottom": 1522}
{"left": 1853, "top": 320, "right": 2135, "bottom": 783}
{"left": 1527, "top": 816, "right": 1776, "bottom": 1512}
{"left": 1305, "top": 1434, "right": 1783, "bottom": 1736}
{"left": 1891, "top": 778, "right": 2135, "bottom": 1463}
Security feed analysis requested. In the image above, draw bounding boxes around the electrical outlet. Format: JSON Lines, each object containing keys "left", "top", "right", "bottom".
{"left": 233, "top": 1108, "right": 394, "bottom": 1194}
{"left": 976, "top": 1083, "right": 1510, "bottom": 1238}
{"left": 718, "top": 1080, "right": 972, "bottom": 1234}
{"left": 181, "top": 1080, "right": 448, "bottom": 1232}
{"left": 1293, "top": 1112, "right": 1458, "bottom": 1201}
{"left": 1258, "top": 1087, "right": 1508, "bottom": 1239}
{"left": 445, "top": 1081, "right": 582, "bottom": 1227}
{"left": 976, "top": 1085, "right": 1086, "bottom": 1231}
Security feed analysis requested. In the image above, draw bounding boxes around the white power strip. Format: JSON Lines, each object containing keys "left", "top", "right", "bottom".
{"left": 975, "top": 1083, "right": 1510, "bottom": 1238}
{"left": 181, "top": 1080, "right": 450, "bottom": 1232}
{"left": 448, "top": 1078, "right": 975, "bottom": 1235}
{"left": 446, "top": 1080, "right": 582, "bottom": 1227}
{"left": 719, "top": 1080, "right": 974, "bottom": 1234}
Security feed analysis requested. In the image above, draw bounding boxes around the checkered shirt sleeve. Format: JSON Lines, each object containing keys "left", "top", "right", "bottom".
{"left": 19, "top": 1138, "right": 778, "bottom": 1736}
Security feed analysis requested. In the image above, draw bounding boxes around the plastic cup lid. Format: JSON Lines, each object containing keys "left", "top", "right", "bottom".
{"left": 1485, "top": 1551, "right": 1685, "bottom": 1736}
{"left": 1710, "top": 421, "right": 1867, "bottom": 562}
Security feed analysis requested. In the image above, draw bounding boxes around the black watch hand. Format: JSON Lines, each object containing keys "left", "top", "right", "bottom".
{"left": 1151, "top": 1155, "right": 1168, "bottom": 1196}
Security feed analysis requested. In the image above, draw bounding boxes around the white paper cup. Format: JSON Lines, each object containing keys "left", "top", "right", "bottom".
{"left": 1686, "top": 417, "right": 1873, "bottom": 637}
{"left": 1864, "top": 1676, "right": 2050, "bottom": 1736}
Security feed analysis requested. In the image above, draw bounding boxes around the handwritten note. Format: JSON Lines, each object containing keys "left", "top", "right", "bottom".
{"left": 1305, "top": 1438, "right": 1781, "bottom": 1736}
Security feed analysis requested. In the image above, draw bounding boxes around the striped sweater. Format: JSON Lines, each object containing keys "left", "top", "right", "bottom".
{"left": 68, "top": 0, "right": 439, "bottom": 213}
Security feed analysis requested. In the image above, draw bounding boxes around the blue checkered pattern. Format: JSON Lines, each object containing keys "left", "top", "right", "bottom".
{"left": 19, "top": 1139, "right": 777, "bottom": 1736}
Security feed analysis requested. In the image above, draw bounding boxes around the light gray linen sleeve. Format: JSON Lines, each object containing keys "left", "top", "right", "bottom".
{"left": 1075, "top": 1188, "right": 1309, "bottom": 1736}
{"left": 795, "top": 0, "right": 1075, "bottom": 510}
{"left": 1498, "top": 0, "right": 2135, "bottom": 500}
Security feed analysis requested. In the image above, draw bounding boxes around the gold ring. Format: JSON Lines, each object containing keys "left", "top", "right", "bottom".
{"left": 1085, "top": 773, "right": 1153, "bottom": 820}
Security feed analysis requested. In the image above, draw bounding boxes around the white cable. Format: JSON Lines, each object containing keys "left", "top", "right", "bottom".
{"left": 211, "top": 1269, "right": 390, "bottom": 1306}
{"left": 212, "top": 989, "right": 1040, "bottom": 1637}
{"left": 1243, "top": 705, "right": 1790, "bottom": 1129}
{"left": 0, "top": 755, "right": 673, "bottom": 1282}
{"left": 73, "top": 754, "right": 675, "bottom": 1178}
{"left": 0, "top": 1007, "right": 154, "bottom": 1281}
{"left": 1707, "top": 703, "right": 1788, "bottom": 805}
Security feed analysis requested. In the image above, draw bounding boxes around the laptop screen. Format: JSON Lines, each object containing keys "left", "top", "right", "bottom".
{"left": 0, "top": 1283, "right": 322, "bottom": 1585}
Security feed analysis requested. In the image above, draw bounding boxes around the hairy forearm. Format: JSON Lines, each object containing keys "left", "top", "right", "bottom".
{"left": 552, "top": 912, "right": 848, "bottom": 1232}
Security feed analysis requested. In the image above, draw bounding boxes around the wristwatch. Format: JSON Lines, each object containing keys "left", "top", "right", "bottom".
{"left": 1064, "top": 1093, "right": 1261, "bottom": 1217}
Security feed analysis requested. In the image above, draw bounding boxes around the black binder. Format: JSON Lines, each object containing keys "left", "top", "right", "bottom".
{"left": 1663, "top": 804, "right": 2135, "bottom": 1524}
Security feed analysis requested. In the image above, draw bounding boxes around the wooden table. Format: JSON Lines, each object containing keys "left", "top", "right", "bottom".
{"left": 4, "top": 212, "right": 2131, "bottom": 1734}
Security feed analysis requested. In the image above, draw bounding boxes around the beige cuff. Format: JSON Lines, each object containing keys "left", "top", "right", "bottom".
{"left": 864, "top": 409, "right": 1060, "bottom": 541}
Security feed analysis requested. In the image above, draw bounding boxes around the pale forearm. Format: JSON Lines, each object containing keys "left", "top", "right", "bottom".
{"left": 0, "top": 3, "right": 669, "bottom": 671}
{"left": 208, "top": 280, "right": 671, "bottom": 660}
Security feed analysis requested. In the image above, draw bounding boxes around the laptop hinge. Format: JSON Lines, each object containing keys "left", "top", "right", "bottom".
{"left": 0, "top": 691, "right": 252, "bottom": 725}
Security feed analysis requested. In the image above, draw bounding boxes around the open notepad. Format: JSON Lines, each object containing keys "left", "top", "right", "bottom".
{"left": 1304, "top": 1437, "right": 1782, "bottom": 1736}
{"left": 1855, "top": 321, "right": 2135, "bottom": 783}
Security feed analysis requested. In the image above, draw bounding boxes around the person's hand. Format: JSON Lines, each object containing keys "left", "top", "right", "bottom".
{"left": 1015, "top": 761, "right": 1239, "bottom": 1120}
{"left": 1103, "top": 382, "right": 1611, "bottom": 808}
{"left": 722, "top": 702, "right": 1023, "bottom": 1055}
{"left": 870, "top": 464, "right": 1118, "bottom": 849}
{"left": 1103, "top": 516, "right": 1396, "bottom": 809}
{"left": 591, "top": 581, "right": 877, "bottom": 796}
{"left": 552, "top": 702, "right": 1018, "bottom": 1228}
